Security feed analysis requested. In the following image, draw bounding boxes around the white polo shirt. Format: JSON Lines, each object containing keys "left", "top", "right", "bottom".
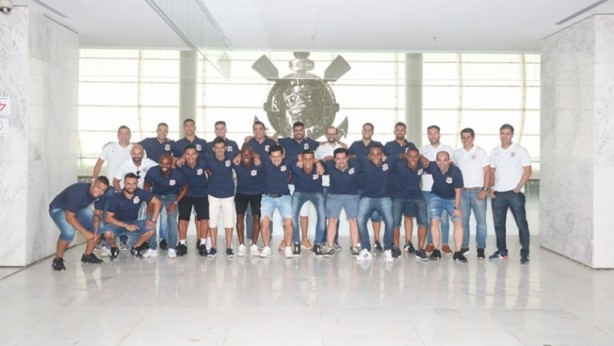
{"left": 315, "top": 142, "right": 344, "bottom": 187}
{"left": 490, "top": 143, "right": 531, "bottom": 192}
{"left": 420, "top": 143, "right": 454, "bottom": 191}
{"left": 453, "top": 145, "right": 489, "bottom": 188}
{"left": 114, "top": 158, "right": 158, "bottom": 189}
{"left": 100, "top": 142, "right": 133, "bottom": 179}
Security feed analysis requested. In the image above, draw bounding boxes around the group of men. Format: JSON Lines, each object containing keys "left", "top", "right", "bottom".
{"left": 49, "top": 118, "right": 532, "bottom": 271}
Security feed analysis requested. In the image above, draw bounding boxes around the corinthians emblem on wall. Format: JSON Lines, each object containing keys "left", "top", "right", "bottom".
{"left": 252, "top": 52, "right": 351, "bottom": 139}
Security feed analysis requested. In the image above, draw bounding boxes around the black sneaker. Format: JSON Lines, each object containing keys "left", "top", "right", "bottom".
{"left": 460, "top": 247, "right": 470, "bottom": 255}
{"left": 350, "top": 246, "right": 361, "bottom": 256}
{"left": 489, "top": 250, "right": 509, "bottom": 260}
{"left": 373, "top": 240, "right": 383, "bottom": 252}
{"left": 477, "top": 248, "right": 485, "bottom": 260}
{"left": 130, "top": 247, "right": 143, "bottom": 259}
{"left": 313, "top": 244, "right": 323, "bottom": 257}
{"left": 196, "top": 238, "right": 201, "bottom": 250}
{"left": 208, "top": 247, "right": 217, "bottom": 258}
{"left": 453, "top": 251, "right": 468, "bottom": 263}
{"left": 138, "top": 242, "right": 149, "bottom": 251}
{"left": 415, "top": 249, "right": 429, "bottom": 261}
{"left": 52, "top": 257, "right": 66, "bottom": 271}
{"left": 159, "top": 239, "right": 168, "bottom": 251}
{"left": 293, "top": 242, "right": 301, "bottom": 256}
{"left": 198, "top": 244, "right": 208, "bottom": 257}
{"left": 176, "top": 243, "right": 187, "bottom": 256}
{"left": 110, "top": 247, "right": 120, "bottom": 260}
{"left": 81, "top": 253, "right": 103, "bottom": 264}
{"left": 225, "top": 248, "right": 234, "bottom": 258}
{"left": 403, "top": 242, "right": 416, "bottom": 253}
{"left": 521, "top": 254, "right": 530, "bottom": 264}
{"left": 429, "top": 249, "right": 442, "bottom": 260}
{"left": 323, "top": 246, "right": 335, "bottom": 257}
{"left": 392, "top": 246, "right": 402, "bottom": 259}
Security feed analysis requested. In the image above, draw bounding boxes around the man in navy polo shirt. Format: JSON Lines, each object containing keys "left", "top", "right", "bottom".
{"left": 204, "top": 137, "right": 238, "bottom": 258}
{"left": 322, "top": 148, "right": 361, "bottom": 257}
{"left": 176, "top": 144, "right": 210, "bottom": 257}
{"left": 258, "top": 145, "right": 294, "bottom": 258}
{"left": 172, "top": 118, "right": 207, "bottom": 163}
{"left": 49, "top": 177, "right": 110, "bottom": 271}
{"left": 139, "top": 122, "right": 174, "bottom": 163}
{"left": 232, "top": 145, "right": 264, "bottom": 256}
{"left": 290, "top": 150, "right": 326, "bottom": 256}
{"left": 424, "top": 151, "right": 467, "bottom": 263}
{"left": 203, "top": 120, "right": 239, "bottom": 160}
{"left": 390, "top": 148, "right": 429, "bottom": 261}
{"left": 103, "top": 173, "right": 161, "bottom": 260}
{"left": 144, "top": 154, "right": 188, "bottom": 258}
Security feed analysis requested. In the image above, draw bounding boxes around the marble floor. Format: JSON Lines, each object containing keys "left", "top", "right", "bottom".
{"left": 1, "top": 235, "right": 613, "bottom": 346}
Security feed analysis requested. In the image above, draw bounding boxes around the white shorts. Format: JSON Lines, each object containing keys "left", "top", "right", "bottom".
{"left": 208, "top": 195, "right": 236, "bottom": 229}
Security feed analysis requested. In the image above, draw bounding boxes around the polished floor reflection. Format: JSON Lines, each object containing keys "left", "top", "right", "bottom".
{"left": 1, "top": 235, "right": 613, "bottom": 346}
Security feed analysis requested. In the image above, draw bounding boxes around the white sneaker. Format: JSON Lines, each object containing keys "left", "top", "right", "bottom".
{"left": 384, "top": 249, "right": 394, "bottom": 263}
{"left": 238, "top": 244, "right": 246, "bottom": 257}
{"left": 98, "top": 247, "right": 111, "bottom": 257}
{"left": 250, "top": 244, "right": 260, "bottom": 256}
{"left": 205, "top": 236, "right": 212, "bottom": 252}
{"left": 284, "top": 246, "right": 293, "bottom": 258}
{"left": 260, "top": 246, "right": 272, "bottom": 258}
{"left": 356, "top": 248, "right": 372, "bottom": 261}
{"left": 143, "top": 248, "right": 158, "bottom": 258}
{"left": 168, "top": 249, "right": 177, "bottom": 258}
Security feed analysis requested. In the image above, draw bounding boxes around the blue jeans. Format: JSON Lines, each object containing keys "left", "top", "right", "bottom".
{"left": 424, "top": 191, "right": 450, "bottom": 244}
{"left": 491, "top": 190, "right": 530, "bottom": 255}
{"left": 292, "top": 191, "right": 326, "bottom": 244}
{"left": 103, "top": 220, "right": 150, "bottom": 248}
{"left": 393, "top": 197, "right": 428, "bottom": 227}
{"left": 357, "top": 197, "right": 394, "bottom": 251}
{"left": 49, "top": 207, "right": 98, "bottom": 242}
{"left": 461, "top": 190, "right": 487, "bottom": 249}
{"left": 150, "top": 194, "right": 178, "bottom": 250}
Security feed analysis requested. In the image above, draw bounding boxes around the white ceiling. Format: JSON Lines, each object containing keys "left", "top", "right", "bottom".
{"left": 12, "top": 0, "right": 614, "bottom": 51}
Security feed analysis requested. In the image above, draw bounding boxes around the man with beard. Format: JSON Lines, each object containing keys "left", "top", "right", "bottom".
{"left": 139, "top": 122, "right": 174, "bottom": 163}
{"left": 204, "top": 120, "right": 239, "bottom": 160}
{"left": 113, "top": 144, "right": 158, "bottom": 191}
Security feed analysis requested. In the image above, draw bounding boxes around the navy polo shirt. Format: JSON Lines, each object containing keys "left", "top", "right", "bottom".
{"left": 279, "top": 137, "right": 320, "bottom": 159}
{"left": 177, "top": 160, "right": 209, "bottom": 198}
{"left": 389, "top": 156, "right": 425, "bottom": 199}
{"left": 204, "top": 152, "right": 236, "bottom": 198}
{"left": 247, "top": 137, "right": 278, "bottom": 158}
{"left": 107, "top": 189, "right": 154, "bottom": 221}
{"left": 139, "top": 137, "right": 174, "bottom": 163}
{"left": 144, "top": 166, "right": 186, "bottom": 196}
{"left": 49, "top": 183, "right": 105, "bottom": 212}
{"left": 426, "top": 163, "right": 464, "bottom": 199}
{"left": 323, "top": 160, "right": 361, "bottom": 195}
{"left": 203, "top": 138, "right": 240, "bottom": 160}
{"left": 357, "top": 157, "right": 391, "bottom": 198}
{"left": 233, "top": 161, "right": 264, "bottom": 196}
{"left": 383, "top": 140, "right": 417, "bottom": 157}
{"left": 262, "top": 157, "right": 293, "bottom": 195}
{"left": 348, "top": 140, "right": 384, "bottom": 158}
{"left": 172, "top": 136, "right": 208, "bottom": 158}
{"left": 290, "top": 164, "right": 323, "bottom": 193}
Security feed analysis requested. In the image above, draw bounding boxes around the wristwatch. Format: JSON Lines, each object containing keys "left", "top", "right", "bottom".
{"left": 482, "top": 187, "right": 489, "bottom": 191}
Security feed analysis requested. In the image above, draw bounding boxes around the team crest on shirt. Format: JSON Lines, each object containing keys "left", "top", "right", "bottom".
{"left": 382, "top": 163, "right": 389, "bottom": 171}
{"left": 418, "top": 168, "right": 424, "bottom": 175}
{"left": 265, "top": 145, "right": 270, "bottom": 152}
{"left": 349, "top": 168, "right": 355, "bottom": 175}
{"left": 446, "top": 177, "right": 453, "bottom": 184}
{"left": 196, "top": 144, "right": 202, "bottom": 151}
{"left": 169, "top": 179, "right": 176, "bottom": 186}
{"left": 304, "top": 143, "right": 309, "bottom": 150}
{"left": 227, "top": 147, "right": 233, "bottom": 152}
{"left": 471, "top": 154, "right": 476, "bottom": 160}
{"left": 164, "top": 144, "right": 171, "bottom": 151}
{"left": 312, "top": 174, "right": 319, "bottom": 180}
{"left": 511, "top": 152, "right": 516, "bottom": 158}
{"left": 404, "top": 148, "right": 409, "bottom": 153}
{"left": 197, "top": 168, "right": 203, "bottom": 175}
{"left": 251, "top": 170, "right": 258, "bottom": 176}
{"left": 225, "top": 160, "right": 231, "bottom": 167}
{"left": 281, "top": 165, "right": 287, "bottom": 172}
{"left": 133, "top": 196, "right": 140, "bottom": 204}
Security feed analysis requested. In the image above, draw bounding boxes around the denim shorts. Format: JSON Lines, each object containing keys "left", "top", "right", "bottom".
{"left": 49, "top": 207, "right": 97, "bottom": 242}
{"left": 326, "top": 194, "right": 359, "bottom": 219}
{"left": 429, "top": 195, "right": 462, "bottom": 222}
{"left": 393, "top": 197, "right": 428, "bottom": 227}
{"left": 261, "top": 194, "right": 292, "bottom": 219}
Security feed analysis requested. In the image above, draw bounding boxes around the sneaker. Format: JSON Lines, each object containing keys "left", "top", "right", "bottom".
{"left": 226, "top": 248, "right": 234, "bottom": 258}
{"left": 313, "top": 244, "right": 323, "bottom": 257}
{"left": 477, "top": 248, "right": 485, "bottom": 260}
{"left": 489, "top": 250, "right": 509, "bottom": 260}
{"left": 130, "top": 247, "right": 143, "bottom": 259}
{"left": 120, "top": 239, "right": 129, "bottom": 251}
{"left": 98, "top": 246, "right": 111, "bottom": 257}
{"left": 403, "top": 242, "right": 416, "bottom": 253}
{"left": 415, "top": 249, "right": 429, "bottom": 261}
{"left": 110, "top": 247, "right": 120, "bottom": 260}
{"left": 196, "top": 238, "right": 201, "bottom": 250}
{"left": 425, "top": 244, "right": 435, "bottom": 253}
{"left": 453, "top": 251, "right": 468, "bottom": 263}
{"left": 461, "top": 247, "right": 470, "bottom": 255}
{"left": 237, "top": 244, "right": 246, "bottom": 257}
{"left": 159, "top": 239, "right": 168, "bottom": 251}
{"left": 250, "top": 244, "right": 260, "bottom": 256}
{"left": 521, "top": 254, "right": 530, "bottom": 264}
{"left": 293, "top": 242, "right": 301, "bottom": 257}
{"left": 301, "top": 239, "right": 313, "bottom": 250}
{"left": 442, "top": 244, "right": 453, "bottom": 255}
{"left": 323, "top": 246, "right": 335, "bottom": 258}
{"left": 205, "top": 236, "right": 212, "bottom": 252}
{"left": 384, "top": 249, "right": 394, "bottom": 263}
{"left": 198, "top": 244, "right": 208, "bottom": 257}
{"left": 208, "top": 247, "right": 217, "bottom": 258}
{"left": 284, "top": 246, "right": 293, "bottom": 258}
{"left": 176, "top": 243, "right": 187, "bottom": 256}
{"left": 168, "top": 249, "right": 177, "bottom": 258}
{"left": 429, "top": 249, "right": 442, "bottom": 260}
{"left": 350, "top": 246, "right": 361, "bottom": 256}
{"left": 260, "top": 246, "right": 272, "bottom": 258}
{"left": 81, "top": 253, "right": 103, "bottom": 264}
{"left": 333, "top": 242, "right": 342, "bottom": 252}
{"left": 143, "top": 249, "right": 158, "bottom": 258}
{"left": 356, "top": 248, "right": 372, "bottom": 261}
{"left": 52, "top": 257, "right": 66, "bottom": 271}
{"left": 373, "top": 240, "right": 383, "bottom": 252}
{"left": 392, "top": 246, "right": 402, "bottom": 258}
